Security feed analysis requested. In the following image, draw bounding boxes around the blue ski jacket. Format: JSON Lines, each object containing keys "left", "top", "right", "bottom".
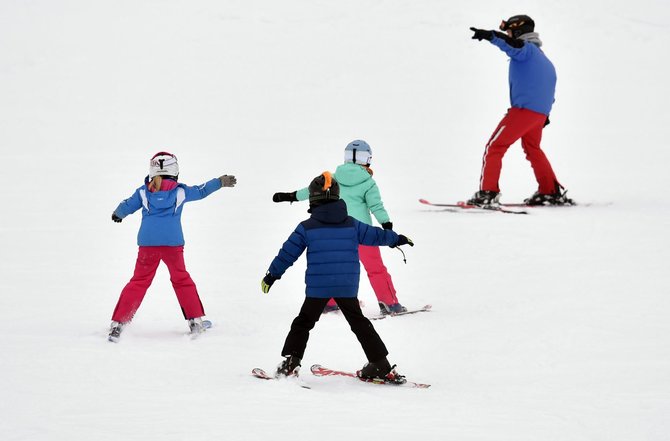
{"left": 490, "top": 35, "right": 556, "bottom": 116}
{"left": 267, "top": 200, "right": 400, "bottom": 298}
{"left": 113, "top": 176, "right": 222, "bottom": 246}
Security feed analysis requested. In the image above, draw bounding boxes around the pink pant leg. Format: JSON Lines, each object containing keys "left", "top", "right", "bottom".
{"left": 161, "top": 246, "right": 205, "bottom": 319}
{"left": 112, "top": 247, "right": 161, "bottom": 323}
{"left": 359, "top": 245, "right": 398, "bottom": 305}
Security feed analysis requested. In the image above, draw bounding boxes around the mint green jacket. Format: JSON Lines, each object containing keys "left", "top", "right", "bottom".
{"left": 296, "top": 163, "right": 390, "bottom": 226}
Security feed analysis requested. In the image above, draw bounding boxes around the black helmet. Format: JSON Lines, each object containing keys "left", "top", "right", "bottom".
{"left": 308, "top": 171, "right": 340, "bottom": 205}
{"left": 500, "top": 15, "right": 535, "bottom": 39}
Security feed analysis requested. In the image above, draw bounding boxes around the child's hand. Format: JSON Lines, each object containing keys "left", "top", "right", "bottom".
{"left": 272, "top": 191, "right": 298, "bottom": 203}
{"left": 395, "top": 235, "right": 414, "bottom": 247}
{"left": 220, "top": 175, "right": 237, "bottom": 187}
{"left": 111, "top": 213, "right": 123, "bottom": 223}
{"left": 381, "top": 222, "right": 393, "bottom": 230}
{"left": 261, "top": 272, "right": 278, "bottom": 293}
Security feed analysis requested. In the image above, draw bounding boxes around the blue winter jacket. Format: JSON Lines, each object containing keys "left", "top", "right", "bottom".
{"left": 268, "top": 199, "right": 400, "bottom": 298}
{"left": 113, "top": 176, "right": 222, "bottom": 246}
{"left": 490, "top": 35, "right": 556, "bottom": 116}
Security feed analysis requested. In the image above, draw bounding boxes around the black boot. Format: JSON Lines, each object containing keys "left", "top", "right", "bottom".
{"left": 358, "top": 357, "right": 407, "bottom": 384}
{"left": 467, "top": 190, "right": 500, "bottom": 207}
{"left": 275, "top": 355, "right": 302, "bottom": 378}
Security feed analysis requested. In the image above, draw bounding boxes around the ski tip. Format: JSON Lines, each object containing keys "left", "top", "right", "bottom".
{"left": 418, "top": 198, "right": 431, "bottom": 205}
{"left": 310, "top": 364, "right": 323, "bottom": 371}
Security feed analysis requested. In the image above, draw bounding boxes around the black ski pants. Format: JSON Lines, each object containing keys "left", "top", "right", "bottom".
{"left": 281, "top": 297, "right": 389, "bottom": 362}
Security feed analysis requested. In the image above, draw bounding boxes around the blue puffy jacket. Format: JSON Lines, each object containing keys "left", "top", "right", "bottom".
{"left": 268, "top": 200, "right": 399, "bottom": 298}
{"left": 113, "top": 176, "right": 222, "bottom": 246}
{"left": 490, "top": 35, "right": 556, "bottom": 116}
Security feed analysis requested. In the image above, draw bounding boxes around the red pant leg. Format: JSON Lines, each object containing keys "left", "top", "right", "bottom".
{"left": 160, "top": 246, "right": 205, "bottom": 319}
{"left": 359, "top": 245, "right": 398, "bottom": 305}
{"left": 479, "top": 108, "right": 546, "bottom": 193}
{"left": 112, "top": 247, "right": 161, "bottom": 323}
{"left": 520, "top": 122, "right": 560, "bottom": 194}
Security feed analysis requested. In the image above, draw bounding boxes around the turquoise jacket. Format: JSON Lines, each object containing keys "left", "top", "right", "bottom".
{"left": 296, "top": 163, "right": 390, "bottom": 226}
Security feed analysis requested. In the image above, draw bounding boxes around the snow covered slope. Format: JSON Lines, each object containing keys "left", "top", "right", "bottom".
{"left": 1, "top": 1, "right": 669, "bottom": 440}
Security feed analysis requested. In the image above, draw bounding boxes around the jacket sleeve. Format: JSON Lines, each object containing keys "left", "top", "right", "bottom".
{"left": 491, "top": 34, "right": 531, "bottom": 61}
{"left": 113, "top": 188, "right": 143, "bottom": 219}
{"left": 355, "top": 220, "right": 398, "bottom": 247}
{"left": 182, "top": 178, "right": 223, "bottom": 203}
{"left": 296, "top": 187, "right": 309, "bottom": 201}
{"left": 364, "top": 181, "right": 391, "bottom": 224}
{"left": 268, "top": 224, "right": 308, "bottom": 277}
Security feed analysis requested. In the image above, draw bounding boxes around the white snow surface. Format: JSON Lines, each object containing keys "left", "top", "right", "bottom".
{"left": 2, "top": 1, "right": 670, "bottom": 440}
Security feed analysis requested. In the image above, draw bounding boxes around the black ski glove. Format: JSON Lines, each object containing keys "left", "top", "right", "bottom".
{"left": 273, "top": 191, "right": 298, "bottom": 203}
{"left": 394, "top": 235, "right": 414, "bottom": 247}
{"left": 470, "top": 27, "right": 494, "bottom": 41}
{"left": 261, "top": 272, "right": 279, "bottom": 294}
{"left": 112, "top": 213, "right": 122, "bottom": 223}
{"left": 381, "top": 222, "right": 393, "bottom": 230}
{"left": 544, "top": 117, "right": 550, "bottom": 127}
{"left": 219, "top": 175, "right": 237, "bottom": 187}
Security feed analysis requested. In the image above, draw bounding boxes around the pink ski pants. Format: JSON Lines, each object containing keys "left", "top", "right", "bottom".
{"left": 111, "top": 246, "right": 205, "bottom": 323}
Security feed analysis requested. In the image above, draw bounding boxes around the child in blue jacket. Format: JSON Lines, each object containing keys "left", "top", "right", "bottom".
{"left": 108, "top": 152, "right": 236, "bottom": 341}
{"left": 261, "top": 172, "right": 414, "bottom": 383}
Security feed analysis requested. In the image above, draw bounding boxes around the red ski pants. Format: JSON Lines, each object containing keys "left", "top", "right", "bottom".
{"left": 479, "top": 107, "right": 559, "bottom": 194}
{"left": 111, "top": 246, "right": 205, "bottom": 323}
{"left": 327, "top": 245, "right": 398, "bottom": 307}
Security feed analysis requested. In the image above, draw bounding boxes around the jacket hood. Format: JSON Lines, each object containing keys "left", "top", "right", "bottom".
{"left": 308, "top": 199, "right": 349, "bottom": 224}
{"left": 335, "top": 162, "right": 371, "bottom": 187}
{"left": 143, "top": 176, "right": 181, "bottom": 210}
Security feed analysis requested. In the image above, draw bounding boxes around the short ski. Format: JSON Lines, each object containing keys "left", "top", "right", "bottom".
{"left": 310, "top": 364, "right": 431, "bottom": 389}
{"left": 369, "top": 304, "right": 432, "bottom": 320}
{"left": 251, "top": 368, "right": 311, "bottom": 389}
{"left": 419, "top": 198, "right": 528, "bottom": 215}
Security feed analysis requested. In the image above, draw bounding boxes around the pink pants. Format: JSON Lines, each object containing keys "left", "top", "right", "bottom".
{"left": 327, "top": 245, "right": 398, "bottom": 307}
{"left": 111, "top": 246, "right": 205, "bottom": 323}
{"left": 480, "top": 107, "right": 560, "bottom": 194}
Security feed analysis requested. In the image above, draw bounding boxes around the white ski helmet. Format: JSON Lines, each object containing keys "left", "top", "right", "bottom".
{"left": 344, "top": 140, "right": 372, "bottom": 166}
{"left": 149, "top": 151, "right": 179, "bottom": 179}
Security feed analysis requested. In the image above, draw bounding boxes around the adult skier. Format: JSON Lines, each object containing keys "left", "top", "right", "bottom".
{"left": 467, "top": 15, "right": 574, "bottom": 206}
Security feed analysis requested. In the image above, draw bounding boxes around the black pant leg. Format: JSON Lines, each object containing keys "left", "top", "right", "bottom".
{"left": 281, "top": 297, "right": 329, "bottom": 359}
{"left": 335, "top": 297, "right": 389, "bottom": 362}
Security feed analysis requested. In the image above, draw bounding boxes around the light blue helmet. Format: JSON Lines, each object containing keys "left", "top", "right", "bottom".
{"left": 344, "top": 140, "right": 372, "bottom": 166}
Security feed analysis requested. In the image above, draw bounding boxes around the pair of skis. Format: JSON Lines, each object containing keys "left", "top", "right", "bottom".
{"left": 419, "top": 198, "right": 529, "bottom": 215}
{"left": 252, "top": 364, "right": 430, "bottom": 389}
{"left": 107, "top": 319, "right": 213, "bottom": 343}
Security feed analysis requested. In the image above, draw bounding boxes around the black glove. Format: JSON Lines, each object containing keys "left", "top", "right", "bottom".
{"left": 381, "top": 222, "right": 393, "bottom": 230}
{"left": 273, "top": 191, "right": 298, "bottom": 203}
{"left": 261, "top": 272, "right": 279, "bottom": 293}
{"left": 470, "top": 27, "right": 494, "bottom": 41}
{"left": 219, "top": 175, "right": 237, "bottom": 187}
{"left": 112, "top": 213, "right": 122, "bottom": 223}
{"left": 544, "top": 117, "right": 550, "bottom": 127}
{"left": 395, "top": 235, "right": 414, "bottom": 247}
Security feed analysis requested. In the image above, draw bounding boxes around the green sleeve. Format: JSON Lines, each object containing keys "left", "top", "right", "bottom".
{"left": 365, "top": 182, "right": 390, "bottom": 224}
{"left": 296, "top": 187, "right": 309, "bottom": 201}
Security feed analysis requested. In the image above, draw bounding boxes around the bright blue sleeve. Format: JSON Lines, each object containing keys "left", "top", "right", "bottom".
{"left": 268, "top": 224, "right": 308, "bottom": 277}
{"left": 491, "top": 36, "right": 532, "bottom": 61}
{"left": 182, "top": 178, "right": 223, "bottom": 202}
{"left": 355, "top": 220, "right": 399, "bottom": 247}
{"left": 113, "top": 188, "right": 143, "bottom": 219}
